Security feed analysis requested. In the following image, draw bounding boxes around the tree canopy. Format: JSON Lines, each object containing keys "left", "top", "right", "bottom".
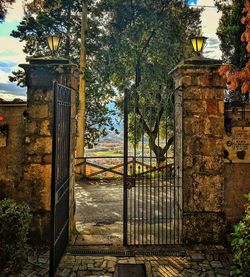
{"left": 10, "top": 0, "right": 201, "bottom": 155}
{"left": 93, "top": 0, "right": 201, "bottom": 161}
{"left": 11, "top": 0, "right": 117, "bottom": 148}
{"left": 219, "top": 1, "right": 250, "bottom": 98}
{"left": 215, "top": 0, "right": 247, "bottom": 68}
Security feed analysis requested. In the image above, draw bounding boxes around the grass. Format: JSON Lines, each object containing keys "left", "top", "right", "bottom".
{"left": 85, "top": 151, "right": 123, "bottom": 157}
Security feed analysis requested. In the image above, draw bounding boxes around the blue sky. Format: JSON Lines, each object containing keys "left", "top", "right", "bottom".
{"left": 0, "top": 0, "right": 26, "bottom": 100}
{"left": 0, "top": 0, "right": 221, "bottom": 100}
{"left": 188, "top": 0, "right": 198, "bottom": 4}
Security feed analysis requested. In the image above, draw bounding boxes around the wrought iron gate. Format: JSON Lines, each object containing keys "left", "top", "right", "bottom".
{"left": 123, "top": 88, "right": 182, "bottom": 245}
{"left": 50, "top": 82, "right": 72, "bottom": 276}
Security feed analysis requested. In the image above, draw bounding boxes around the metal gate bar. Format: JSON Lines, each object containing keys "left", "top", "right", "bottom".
{"left": 123, "top": 88, "right": 182, "bottom": 245}
{"left": 50, "top": 82, "right": 71, "bottom": 276}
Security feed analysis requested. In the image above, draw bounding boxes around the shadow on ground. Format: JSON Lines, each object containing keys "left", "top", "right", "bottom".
{"left": 74, "top": 178, "right": 123, "bottom": 246}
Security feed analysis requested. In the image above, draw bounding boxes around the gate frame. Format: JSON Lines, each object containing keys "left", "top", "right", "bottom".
{"left": 49, "top": 82, "right": 72, "bottom": 276}
{"left": 123, "top": 88, "right": 182, "bottom": 246}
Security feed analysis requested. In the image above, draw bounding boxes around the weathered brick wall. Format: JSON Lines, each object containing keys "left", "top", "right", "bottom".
{"left": 171, "top": 61, "right": 226, "bottom": 244}
{"left": 0, "top": 101, "right": 27, "bottom": 199}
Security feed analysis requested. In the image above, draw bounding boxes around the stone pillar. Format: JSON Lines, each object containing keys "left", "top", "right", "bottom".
{"left": 170, "top": 58, "right": 226, "bottom": 244}
{"left": 20, "top": 57, "right": 77, "bottom": 243}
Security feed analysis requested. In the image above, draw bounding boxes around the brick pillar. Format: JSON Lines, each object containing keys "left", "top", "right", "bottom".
{"left": 170, "top": 58, "right": 226, "bottom": 244}
{"left": 20, "top": 57, "right": 77, "bottom": 243}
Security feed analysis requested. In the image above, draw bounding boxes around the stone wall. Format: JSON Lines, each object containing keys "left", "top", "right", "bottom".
{"left": 19, "top": 58, "right": 78, "bottom": 243}
{"left": 224, "top": 103, "right": 250, "bottom": 230}
{"left": 171, "top": 59, "right": 226, "bottom": 244}
{"left": 225, "top": 163, "right": 250, "bottom": 229}
{"left": 0, "top": 100, "right": 26, "bottom": 199}
{"left": 0, "top": 59, "right": 77, "bottom": 244}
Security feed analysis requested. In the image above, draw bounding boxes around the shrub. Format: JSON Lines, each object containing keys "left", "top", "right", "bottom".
{"left": 231, "top": 193, "right": 250, "bottom": 277}
{"left": 0, "top": 198, "right": 32, "bottom": 275}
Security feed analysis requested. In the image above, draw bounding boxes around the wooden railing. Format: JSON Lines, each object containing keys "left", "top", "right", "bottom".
{"left": 75, "top": 156, "right": 174, "bottom": 178}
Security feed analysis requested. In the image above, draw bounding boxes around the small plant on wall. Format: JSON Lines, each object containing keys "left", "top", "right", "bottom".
{"left": 0, "top": 198, "right": 32, "bottom": 275}
{"left": 231, "top": 193, "right": 250, "bottom": 277}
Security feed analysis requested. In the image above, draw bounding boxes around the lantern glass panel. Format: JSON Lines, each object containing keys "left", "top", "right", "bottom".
{"left": 47, "top": 36, "right": 60, "bottom": 52}
{"left": 191, "top": 36, "right": 207, "bottom": 55}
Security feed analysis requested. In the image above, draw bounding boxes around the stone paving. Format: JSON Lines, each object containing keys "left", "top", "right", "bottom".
{"left": 13, "top": 245, "right": 232, "bottom": 277}
{"left": 10, "top": 247, "right": 50, "bottom": 277}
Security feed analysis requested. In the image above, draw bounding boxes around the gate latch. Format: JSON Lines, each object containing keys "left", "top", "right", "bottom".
{"left": 126, "top": 176, "right": 136, "bottom": 189}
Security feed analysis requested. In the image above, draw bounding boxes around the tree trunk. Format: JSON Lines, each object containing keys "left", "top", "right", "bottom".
{"left": 76, "top": 0, "right": 87, "bottom": 175}
{"left": 65, "top": 3, "right": 71, "bottom": 58}
{"left": 148, "top": 135, "right": 166, "bottom": 165}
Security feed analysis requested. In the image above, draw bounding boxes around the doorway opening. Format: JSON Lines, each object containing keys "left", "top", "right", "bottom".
{"left": 74, "top": 177, "right": 124, "bottom": 246}
{"left": 74, "top": 131, "right": 125, "bottom": 247}
{"left": 73, "top": 89, "right": 182, "bottom": 247}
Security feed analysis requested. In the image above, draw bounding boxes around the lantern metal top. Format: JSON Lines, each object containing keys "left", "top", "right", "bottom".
{"left": 190, "top": 35, "right": 208, "bottom": 56}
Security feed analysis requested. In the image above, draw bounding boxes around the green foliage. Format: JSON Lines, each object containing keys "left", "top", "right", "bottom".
{"left": 92, "top": 0, "right": 201, "bottom": 161}
{"left": 10, "top": 0, "right": 201, "bottom": 151}
{"left": 215, "top": 0, "right": 247, "bottom": 68}
{"left": 231, "top": 193, "right": 250, "bottom": 277}
{"left": 215, "top": 0, "right": 249, "bottom": 103}
{"left": 0, "top": 198, "right": 32, "bottom": 275}
{"left": 10, "top": 0, "right": 116, "bottom": 148}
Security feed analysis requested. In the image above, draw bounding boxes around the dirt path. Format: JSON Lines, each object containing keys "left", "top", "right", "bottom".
{"left": 74, "top": 178, "right": 123, "bottom": 246}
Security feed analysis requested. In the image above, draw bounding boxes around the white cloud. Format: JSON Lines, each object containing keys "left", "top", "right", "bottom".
{"left": 0, "top": 70, "right": 11, "bottom": 83}
{"left": 0, "top": 36, "right": 26, "bottom": 86}
{"left": 198, "top": 0, "right": 221, "bottom": 37}
{"left": 0, "top": 0, "right": 26, "bottom": 64}
{"left": 0, "top": 0, "right": 26, "bottom": 99}
{"left": 5, "top": 0, "right": 25, "bottom": 23}
{"left": 197, "top": 0, "right": 222, "bottom": 59}
{"left": 0, "top": 92, "right": 26, "bottom": 101}
{"left": 0, "top": 36, "right": 26, "bottom": 63}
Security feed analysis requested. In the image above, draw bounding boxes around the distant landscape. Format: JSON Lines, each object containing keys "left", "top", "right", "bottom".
{"left": 84, "top": 127, "right": 174, "bottom": 178}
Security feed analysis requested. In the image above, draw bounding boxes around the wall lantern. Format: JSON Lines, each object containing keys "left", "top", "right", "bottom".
{"left": 47, "top": 35, "right": 61, "bottom": 55}
{"left": 190, "top": 35, "right": 207, "bottom": 56}
{"left": 0, "top": 115, "right": 5, "bottom": 121}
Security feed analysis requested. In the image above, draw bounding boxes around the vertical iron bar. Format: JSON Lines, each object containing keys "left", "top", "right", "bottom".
{"left": 141, "top": 107, "right": 145, "bottom": 244}
{"left": 153, "top": 168, "right": 156, "bottom": 244}
{"left": 157, "top": 129, "right": 160, "bottom": 244}
{"left": 138, "top": 166, "right": 141, "bottom": 244}
{"left": 134, "top": 165, "right": 136, "bottom": 244}
{"left": 165, "top": 105, "right": 168, "bottom": 244}
{"left": 145, "top": 172, "right": 148, "bottom": 244}
{"left": 149, "top": 149, "right": 152, "bottom": 244}
{"left": 177, "top": 165, "right": 180, "bottom": 244}
{"left": 123, "top": 89, "right": 129, "bottom": 246}
{"left": 161, "top": 166, "right": 164, "bottom": 244}
{"left": 173, "top": 162, "right": 176, "bottom": 244}
{"left": 50, "top": 82, "right": 58, "bottom": 277}
{"left": 130, "top": 165, "right": 133, "bottom": 244}
{"left": 66, "top": 86, "right": 71, "bottom": 247}
{"left": 173, "top": 91, "right": 176, "bottom": 245}
{"left": 134, "top": 90, "right": 138, "bottom": 245}
{"left": 170, "top": 166, "right": 172, "bottom": 244}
